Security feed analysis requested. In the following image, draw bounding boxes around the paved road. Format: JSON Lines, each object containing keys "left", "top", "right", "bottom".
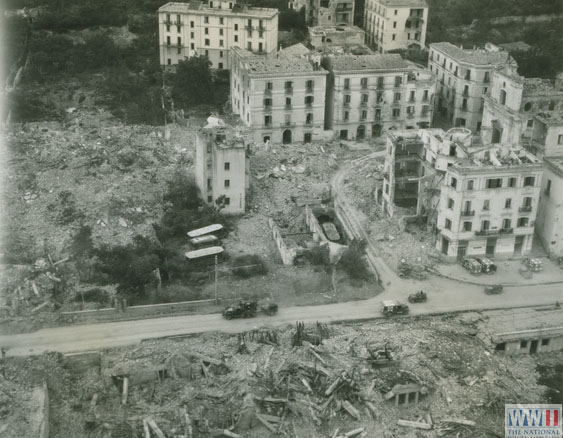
{"left": 1, "top": 281, "right": 561, "bottom": 356}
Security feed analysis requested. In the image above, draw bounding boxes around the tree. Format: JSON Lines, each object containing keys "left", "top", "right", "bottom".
{"left": 172, "top": 56, "right": 213, "bottom": 107}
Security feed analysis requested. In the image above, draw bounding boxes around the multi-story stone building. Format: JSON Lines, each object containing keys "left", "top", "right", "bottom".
{"left": 536, "top": 157, "right": 563, "bottom": 257}
{"left": 528, "top": 112, "right": 563, "bottom": 158}
{"left": 322, "top": 54, "right": 435, "bottom": 140}
{"left": 481, "top": 62, "right": 563, "bottom": 150}
{"left": 230, "top": 47, "right": 328, "bottom": 144}
{"left": 303, "top": 0, "right": 354, "bottom": 26}
{"left": 158, "top": 0, "right": 278, "bottom": 69}
{"left": 436, "top": 146, "right": 542, "bottom": 261}
{"left": 364, "top": 0, "right": 428, "bottom": 53}
{"left": 195, "top": 119, "right": 249, "bottom": 214}
{"left": 428, "top": 42, "right": 514, "bottom": 133}
{"left": 309, "top": 25, "right": 365, "bottom": 49}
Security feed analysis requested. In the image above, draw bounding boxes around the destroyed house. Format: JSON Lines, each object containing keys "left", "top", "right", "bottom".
{"left": 195, "top": 120, "right": 250, "bottom": 214}
{"left": 381, "top": 130, "right": 437, "bottom": 218}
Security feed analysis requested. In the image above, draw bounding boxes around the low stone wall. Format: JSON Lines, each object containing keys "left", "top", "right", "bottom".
{"left": 61, "top": 298, "right": 218, "bottom": 320}
{"left": 305, "top": 205, "right": 327, "bottom": 243}
{"left": 268, "top": 218, "right": 297, "bottom": 265}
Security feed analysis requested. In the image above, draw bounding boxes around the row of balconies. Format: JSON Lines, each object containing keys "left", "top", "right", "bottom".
{"left": 263, "top": 121, "right": 314, "bottom": 128}
{"left": 264, "top": 87, "right": 314, "bottom": 95}
{"left": 264, "top": 103, "right": 315, "bottom": 111}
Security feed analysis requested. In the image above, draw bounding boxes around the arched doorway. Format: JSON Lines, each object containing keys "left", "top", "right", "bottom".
{"left": 372, "top": 124, "right": 382, "bottom": 137}
{"left": 357, "top": 125, "right": 365, "bottom": 140}
{"left": 282, "top": 129, "right": 292, "bottom": 144}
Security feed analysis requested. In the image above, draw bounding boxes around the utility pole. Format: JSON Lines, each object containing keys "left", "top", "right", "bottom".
{"left": 214, "top": 255, "right": 218, "bottom": 305}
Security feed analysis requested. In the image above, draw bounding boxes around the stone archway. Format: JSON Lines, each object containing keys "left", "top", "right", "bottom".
{"left": 282, "top": 129, "right": 292, "bottom": 144}
{"left": 357, "top": 125, "right": 366, "bottom": 140}
{"left": 372, "top": 124, "right": 382, "bottom": 137}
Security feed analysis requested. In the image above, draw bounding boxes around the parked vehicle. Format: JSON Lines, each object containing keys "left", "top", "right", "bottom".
{"left": 381, "top": 300, "right": 409, "bottom": 316}
{"left": 475, "top": 257, "right": 497, "bottom": 274}
{"left": 484, "top": 284, "right": 503, "bottom": 295}
{"left": 522, "top": 257, "right": 543, "bottom": 272}
{"left": 408, "top": 291, "right": 427, "bottom": 303}
{"left": 461, "top": 257, "right": 482, "bottom": 275}
{"left": 222, "top": 300, "right": 278, "bottom": 319}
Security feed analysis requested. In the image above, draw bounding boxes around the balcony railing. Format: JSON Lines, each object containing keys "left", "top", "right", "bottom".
{"left": 264, "top": 122, "right": 272, "bottom": 128}
{"left": 461, "top": 210, "right": 475, "bottom": 217}
{"left": 284, "top": 87, "right": 293, "bottom": 94}
{"left": 264, "top": 88, "right": 272, "bottom": 95}
{"left": 475, "top": 228, "right": 513, "bottom": 236}
{"left": 284, "top": 104, "right": 292, "bottom": 110}
{"left": 306, "top": 87, "right": 314, "bottom": 94}
{"left": 407, "top": 112, "right": 415, "bottom": 118}
{"left": 519, "top": 206, "right": 533, "bottom": 213}
{"left": 280, "top": 121, "right": 295, "bottom": 127}
{"left": 377, "top": 83, "right": 384, "bottom": 90}
{"left": 264, "top": 105, "right": 272, "bottom": 111}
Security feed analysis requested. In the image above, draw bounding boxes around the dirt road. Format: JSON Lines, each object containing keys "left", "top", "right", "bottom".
{"left": 1, "top": 281, "right": 561, "bottom": 356}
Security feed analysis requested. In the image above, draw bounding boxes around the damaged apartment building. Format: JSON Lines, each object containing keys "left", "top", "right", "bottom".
{"left": 195, "top": 119, "right": 250, "bottom": 214}
{"left": 230, "top": 47, "right": 328, "bottom": 144}
{"left": 364, "top": 0, "right": 428, "bottom": 53}
{"left": 481, "top": 61, "right": 563, "bottom": 156}
{"left": 308, "top": 25, "right": 365, "bottom": 50}
{"left": 436, "top": 146, "right": 542, "bottom": 261}
{"left": 158, "top": 0, "right": 278, "bottom": 69}
{"left": 380, "top": 130, "right": 440, "bottom": 218}
{"left": 300, "top": 0, "right": 354, "bottom": 27}
{"left": 428, "top": 42, "right": 514, "bottom": 133}
{"left": 322, "top": 54, "right": 435, "bottom": 140}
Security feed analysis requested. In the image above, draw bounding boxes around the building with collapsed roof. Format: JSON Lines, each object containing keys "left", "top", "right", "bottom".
{"left": 195, "top": 118, "right": 250, "bottom": 214}
{"left": 536, "top": 157, "right": 563, "bottom": 257}
{"left": 158, "top": 0, "right": 278, "bottom": 69}
{"left": 309, "top": 25, "right": 365, "bottom": 49}
{"left": 435, "top": 145, "right": 542, "bottom": 261}
{"left": 428, "top": 42, "right": 515, "bottom": 133}
{"left": 302, "top": 0, "right": 354, "bottom": 27}
{"left": 481, "top": 62, "right": 563, "bottom": 154}
{"left": 230, "top": 47, "right": 328, "bottom": 144}
{"left": 364, "top": 0, "right": 428, "bottom": 53}
{"left": 322, "top": 54, "right": 435, "bottom": 140}
{"left": 380, "top": 130, "right": 440, "bottom": 218}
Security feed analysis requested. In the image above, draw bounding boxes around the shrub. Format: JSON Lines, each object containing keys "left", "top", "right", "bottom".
{"left": 303, "top": 244, "right": 330, "bottom": 266}
{"left": 338, "top": 239, "right": 370, "bottom": 281}
{"left": 232, "top": 255, "right": 268, "bottom": 278}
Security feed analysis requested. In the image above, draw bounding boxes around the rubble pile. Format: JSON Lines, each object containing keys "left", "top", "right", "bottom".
{"left": 340, "top": 158, "right": 384, "bottom": 220}
{"left": 0, "top": 314, "right": 553, "bottom": 438}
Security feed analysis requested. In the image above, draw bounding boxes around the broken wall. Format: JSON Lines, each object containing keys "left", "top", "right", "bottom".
{"left": 269, "top": 218, "right": 297, "bottom": 265}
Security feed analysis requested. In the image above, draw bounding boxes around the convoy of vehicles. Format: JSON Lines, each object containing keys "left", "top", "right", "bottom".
{"left": 222, "top": 300, "right": 279, "bottom": 319}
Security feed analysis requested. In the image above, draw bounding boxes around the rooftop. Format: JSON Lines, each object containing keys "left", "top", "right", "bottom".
{"left": 523, "top": 78, "right": 563, "bottom": 97}
{"left": 451, "top": 146, "right": 541, "bottom": 170}
{"left": 331, "top": 54, "right": 410, "bottom": 72}
{"left": 158, "top": 1, "right": 278, "bottom": 17}
{"left": 479, "top": 308, "right": 563, "bottom": 343}
{"left": 279, "top": 43, "right": 310, "bottom": 57}
{"left": 244, "top": 55, "right": 318, "bottom": 74}
{"left": 430, "top": 42, "right": 511, "bottom": 66}
{"left": 535, "top": 111, "right": 563, "bottom": 126}
{"left": 544, "top": 156, "right": 563, "bottom": 177}
{"left": 309, "top": 25, "right": 365, "bottom": 35}
{"left": 375, "top": 0, "right": 428, "bottom": 7}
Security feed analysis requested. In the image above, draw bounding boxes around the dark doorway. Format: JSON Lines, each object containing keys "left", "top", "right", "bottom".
{"left": 514, "top": 235, "right": 524, "bottom": 256}
{"left": 357, "top": 125, "right": 366, "bottom": 140}
{"left": 372, "top": 124, "right": 382, "bottom": 137}
{"left": 492, "top": 126, "right": 503, "bottom": 143}
{"left": 282, "top": 129, "right": 292, "bottom": 144}
{"left": 530, "top": 340, "right": 538, "bottom": 354}
{"left": 486, "top": 238, "right": 496, "bottom": 257}
{"left": 457, "top": 241, "right": 467, "bottom": 261}
{"left": 441, "top": 236, "right": 449, "bottom": 255}
{"left": 303, "top": 132, "right": 312, "bottom": 143}
{"left": 340, "top": 129, "right": 348, "bottom": 140}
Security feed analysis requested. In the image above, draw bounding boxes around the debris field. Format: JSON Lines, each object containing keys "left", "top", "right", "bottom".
{"left": 0, "top": 312, "right": 553, "bottom": 438}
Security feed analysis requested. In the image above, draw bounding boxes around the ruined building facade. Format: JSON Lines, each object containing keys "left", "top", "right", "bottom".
{"left": 536, "top": 157, "right": 563, "bottom": 258}
{"left": 481, "top": 62, "right": 563, "bottom": 155}
{"left": 195, "top": 122, "right": 249, "bottom": 214}
{"left": 435, "top": 147, "right": 542, "bottom": 261}
{"left": 323, "top": 54, "right": 435, "bottom": 141}
{"left": 428, "top": 42, "right": 514, "bottom": 133}
{"left": 364, "top": 0, "right": 428, "bottom": 53}
{"left": 303, "top": 0, "right": 354, "bottom": 27}
{"left": 158, "top": 0, "right": 278, "bottom": 69}
{"left": 230, "top": 47, "right": 328, "bottom": 144}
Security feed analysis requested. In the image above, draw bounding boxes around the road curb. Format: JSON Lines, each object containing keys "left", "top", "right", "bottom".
{"left": 431, "top": 271, "right": 563, "bottom": 287}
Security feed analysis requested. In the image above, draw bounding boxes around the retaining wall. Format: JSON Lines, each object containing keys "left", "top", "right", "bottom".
{"left": 268, "top": 218, "right": 297, "bottom": 265}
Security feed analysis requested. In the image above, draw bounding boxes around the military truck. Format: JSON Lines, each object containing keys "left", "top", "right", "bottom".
{"left": 381, "top": 300, "right": 409, "bottom": 316}
{"left": 222, "top": 300, "right": 278, "bottom": 319}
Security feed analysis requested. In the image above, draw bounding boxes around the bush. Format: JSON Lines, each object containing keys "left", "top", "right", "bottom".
{"left": 303, "top": 244, "right": 330, "bottom": 266}
{"left": 338, "top": 239, "right": 370, "bottom": 281}
{"left": 232, "top": 255, "right": 268, "bottom": 278}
